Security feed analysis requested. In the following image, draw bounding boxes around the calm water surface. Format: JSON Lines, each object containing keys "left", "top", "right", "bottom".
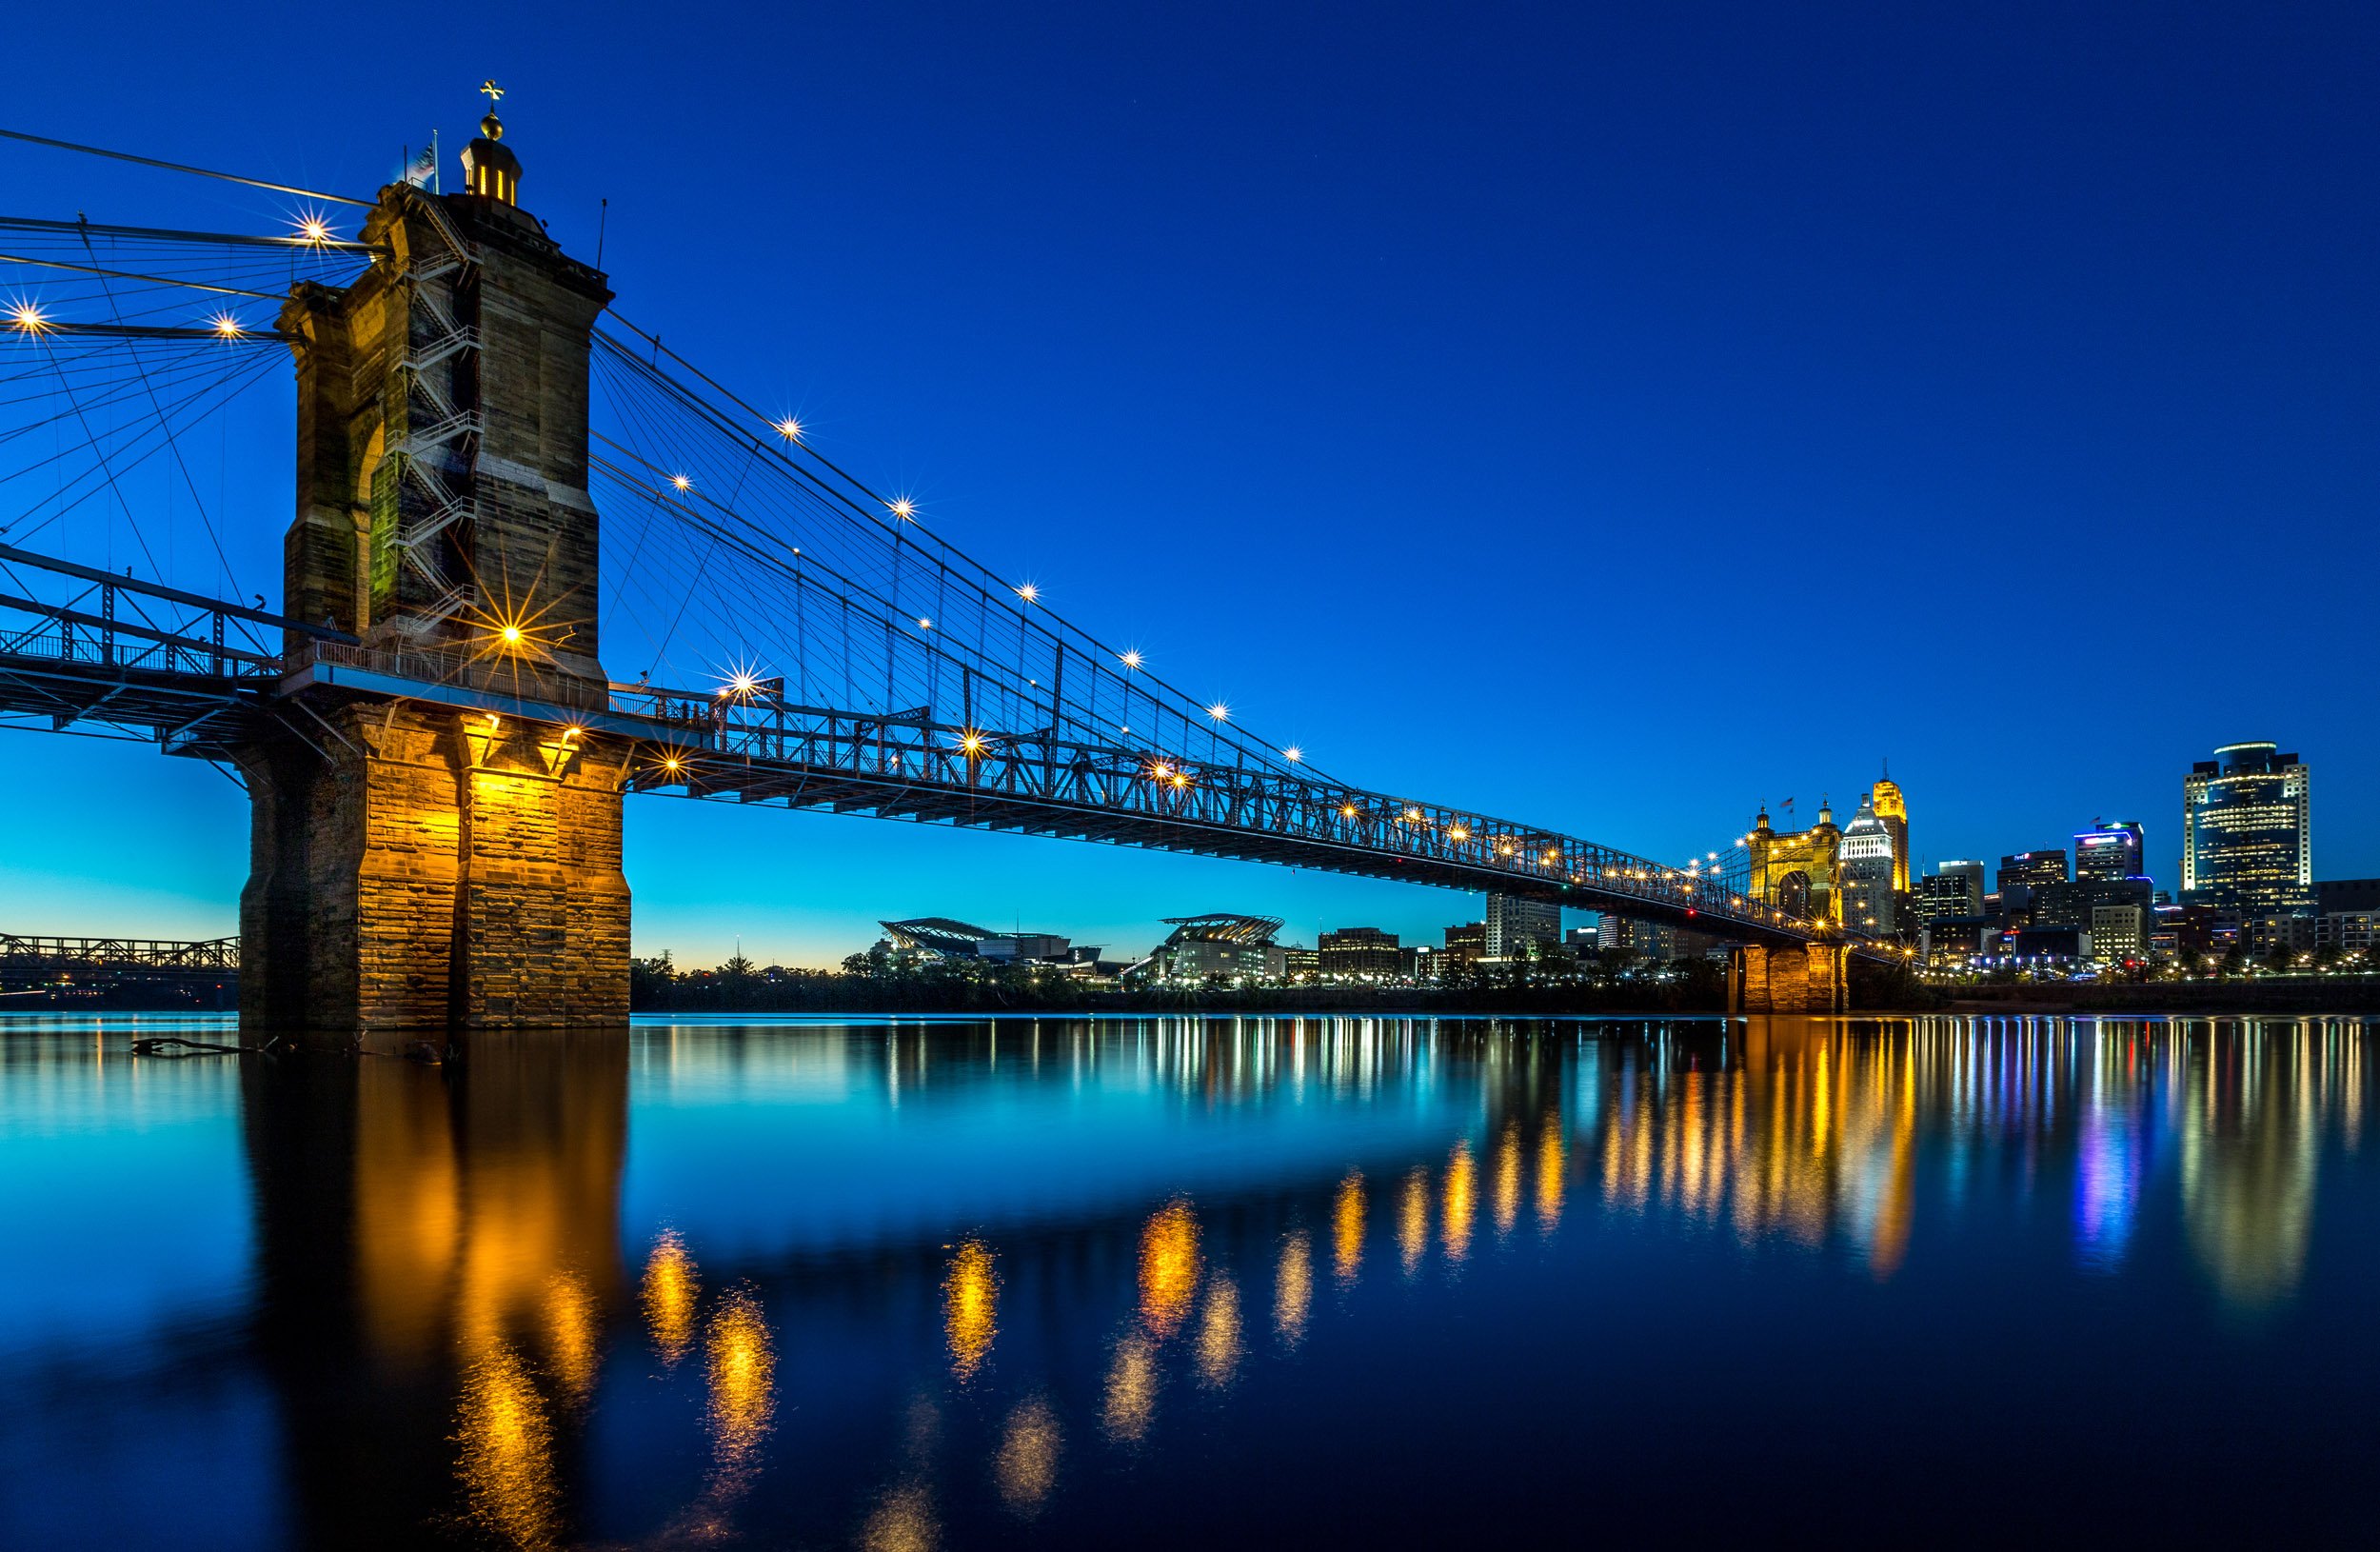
{"left": 2, "top": 1012, "right": 2375, "bottom": 1547}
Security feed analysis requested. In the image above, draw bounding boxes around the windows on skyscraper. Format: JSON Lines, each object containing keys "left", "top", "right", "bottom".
{"left": 2182, "top": 743, "right": 2312, "bottom": 914}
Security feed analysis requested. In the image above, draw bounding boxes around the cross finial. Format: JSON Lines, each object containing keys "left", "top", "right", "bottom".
{"left": 481, "top": 80, "right": 505, "bottom": 109}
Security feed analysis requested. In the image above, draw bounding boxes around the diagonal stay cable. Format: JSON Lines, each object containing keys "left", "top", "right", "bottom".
{"left": 76, "top": 224, "right": 244, "bottom": 593}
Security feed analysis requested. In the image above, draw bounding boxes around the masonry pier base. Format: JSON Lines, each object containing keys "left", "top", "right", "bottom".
{"left": 236, "top": 704, "right": 631, "bottom": 1045}
{"left": 1727, "top": 942, "right": 1850, "bottom": 1013}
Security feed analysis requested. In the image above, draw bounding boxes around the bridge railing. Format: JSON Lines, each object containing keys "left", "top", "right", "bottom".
{"left": 612, "top": 687, "right": 1829, "bottom": 940}
{"left": 0, "top": 545, "right": 351, "bottom": 686}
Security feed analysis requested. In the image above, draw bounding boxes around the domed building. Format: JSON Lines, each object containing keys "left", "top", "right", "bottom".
{"left": 1838, "top": 793, "right": 1899, "bottom": 936}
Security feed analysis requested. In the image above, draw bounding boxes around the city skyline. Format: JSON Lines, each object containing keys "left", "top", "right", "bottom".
{"left": 3, "top": 5, "right": 2375, "bottom": 965}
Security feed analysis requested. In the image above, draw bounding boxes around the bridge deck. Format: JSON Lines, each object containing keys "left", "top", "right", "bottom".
{"left": 0, "top": 567, "right": 1843, "bottom": 949}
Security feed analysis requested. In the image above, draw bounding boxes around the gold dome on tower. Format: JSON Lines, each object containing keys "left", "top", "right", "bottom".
{"left": 459, "top": 80, "right": 522, "bottom": 206}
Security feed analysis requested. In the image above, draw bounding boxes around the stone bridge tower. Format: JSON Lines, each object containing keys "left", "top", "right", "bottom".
{"left": 238, "top": 98, "right": 631, "bottom": 1042}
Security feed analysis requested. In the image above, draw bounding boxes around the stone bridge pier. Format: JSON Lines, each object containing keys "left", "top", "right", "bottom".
{"left": 237, "top": 107, "right": 629, "bottom": 1042}
{"left": 1726, "top": 942, "right": 1849, "bottom": 1013}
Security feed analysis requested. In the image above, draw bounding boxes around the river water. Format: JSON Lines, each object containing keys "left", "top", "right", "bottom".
{"left": 1, "top": 1012, "right": 2372, "bottom": 1547}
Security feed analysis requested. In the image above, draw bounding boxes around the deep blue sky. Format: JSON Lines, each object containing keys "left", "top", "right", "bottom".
{"left": 5, "top": 1, "right": 2375, "bottom": 965}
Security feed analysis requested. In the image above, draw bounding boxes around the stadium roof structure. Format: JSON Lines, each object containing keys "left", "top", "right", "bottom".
{"left": 881, "top": 918, "right": 998, "bottom": 956}
{"left": 1156, "top": 913, "right": 1285, "bottom": 946}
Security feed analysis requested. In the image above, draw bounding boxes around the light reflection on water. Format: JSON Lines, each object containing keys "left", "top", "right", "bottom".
{"left": 0, "top": 1012, "right": 2375, "bottom": 1547}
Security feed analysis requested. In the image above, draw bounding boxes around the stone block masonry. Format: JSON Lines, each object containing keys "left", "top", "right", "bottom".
{"left": 1731, "top": 942, "right": 1849, "bottom": 1013}
{"left": 242, "top": 159, "right": 625, "bottom": 1041}
{"left": 238, "top": 705, "right": 629, "bottom": 1041}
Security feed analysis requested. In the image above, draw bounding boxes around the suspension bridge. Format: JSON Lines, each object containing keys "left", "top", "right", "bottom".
{"left": 0, "top": 103, "right": 1864, "bottom": 1034}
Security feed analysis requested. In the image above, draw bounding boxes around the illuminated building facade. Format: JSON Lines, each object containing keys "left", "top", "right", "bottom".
{"left": 1597, "top": 916, "right": 1718, "bottom": 963}
{"left": 2074, "top": 821, "right": 2146, "bottom": 884}
{"left": 1994, "top": 849, "right": 2067, "bottom": 923}
{"left": 1746, "top": 803, "right": 1841, "bottom": 923}
{"left": 1441, "top": 922, "right": 1486, "bottom": 972}
{"left": 1319, "top": 926, "right": 1401, "bottom": 979}
{"left": 2091, "top": 905, "right": 2147, "bottom": 964}
{"left": 1838, "top": 793, "right": 1898, "bottom": 936}
{"left": 2033, "top": 876, "right": 2153, "bottom": 930}
{"left": 1999, "top": 849, "right": 2070, "bottom": 891}
{"left": 1483, "top": 893, "right": 1560, "bottom": 961}
{"left": 2182, "top": 743, "right": 2313, "bottom": 914}
{"left": 1871, "top": 772, "right": 1911, "bottom": 893}
{"left": 1917, "top": 861, "right": 1986, "bottom": 922}
{"left": 1129, "top": 914, "right": 1286, "bottom": 983}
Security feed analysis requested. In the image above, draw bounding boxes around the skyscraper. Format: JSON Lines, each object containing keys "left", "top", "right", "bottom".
{"left": 1839, "top": 793, "right": 1898, "bottom": 935}
{"left": 1917, "top": 860, "right": 1986, "bottom": 922}
{"left": 1999, "top": 849, "right": 2070, "bottom": 893}
{"left": 1483, "top": 893, "right": 1561, "bottom": 961}
{"left": 2074, "top": 820, "right": 2146, "bottom": 884}
{"left": 1871, "top": 771, "right": 1911, "bottom": 894}
{"left": 2182, "top": 743, "right": 2313, "bottom": 913}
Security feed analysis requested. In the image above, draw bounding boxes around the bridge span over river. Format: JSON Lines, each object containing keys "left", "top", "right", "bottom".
{"left": 0, "top": 108, "right": 1873, "bottom": 1035}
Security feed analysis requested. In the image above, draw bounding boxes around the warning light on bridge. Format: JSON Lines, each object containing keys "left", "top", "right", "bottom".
{"left": 958, "top": 730, "right": 986, "bottom": 757}
{"left": 1121, "top": 649, "right": 1143, "bottom": 670}
{"left": 775, "top": 416, "right": 803, "bottom": 442}
{"left": 209, "top": 313, "right": 245, "bottom": 339}
{"left": 501, "top": 625, "right": 523, "bottom": 646}
{"left": 1207, "top": 703, "right": 1229, "bottom": 722}
{"left": 1016, "top": 583, "right": 1039, "bottom": 604}
{"left": 889, "top": 498, "right": 916, "bottom": 520}
{"left": 1449, "top": 825, "right": 1470, "bottom": 842}
{"left": 670, "top": 473, "right": 692, "bottom": 492}
{"left": 293, "top": 213, "right": 333, "bottom": 246}
{"left": 6, "top": 302, "right": 48, "bottom": 334}
{"left": 1282, "top": 746, "right": 1301, "bottom": 763}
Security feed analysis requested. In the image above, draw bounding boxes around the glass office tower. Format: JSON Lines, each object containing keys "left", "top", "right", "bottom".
{"left": 2181, "top": 743, "right": 2312, "bottom": 913}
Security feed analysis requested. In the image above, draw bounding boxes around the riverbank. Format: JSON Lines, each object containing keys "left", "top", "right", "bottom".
{"left": 631, "top": 978, "right": 1731, "bottom": 1016}
{"left": 1928, "top": 976, "right": 2380, "bottom": 1015}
